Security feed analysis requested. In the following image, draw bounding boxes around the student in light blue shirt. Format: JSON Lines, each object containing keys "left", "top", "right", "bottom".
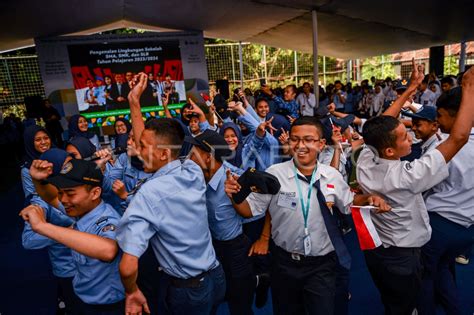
{"left": 21, "top": 159, "right": 125, "bottom": 314}
{"left": 21, "top": 125, "right": 53, "bottom": 201}
{"left": 22, "top": 196, "right": 79, "bottom": 312}
{"left": 261, "top": 84, "right": 299, "bottom": 118}
{"left": 103, "top": 129, "right": 151, "bottom": 212}
{"left": 118, "top": 75, "right": 225, "bottom": 315}
{"left": 187, "top": 130, "right": 255, "bottom": 315}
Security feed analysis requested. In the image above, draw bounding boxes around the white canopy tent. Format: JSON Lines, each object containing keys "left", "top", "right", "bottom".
{"left": 1, "top": 0, "right": 473, "bottom": 58}
{"left": 1, "top": 0, "right": 472, "bottom": 102}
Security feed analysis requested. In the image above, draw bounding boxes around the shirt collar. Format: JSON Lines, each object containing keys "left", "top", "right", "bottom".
{"left": 75, "top": 201, "right": 106, "bottom": 231}
{"left": 208, "top": 162, "right": 228, "bottom": 191}
{"left": 421, "top": 133, "right": 439, "bottom": 151}
{"left": 150, "top": 159, "right": 182, "bottom": 181}
{"left": 286, "top": 159, "right": 328, "bottom": 182}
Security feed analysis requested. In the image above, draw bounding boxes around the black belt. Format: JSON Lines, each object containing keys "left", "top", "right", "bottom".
{"left": 212, "top": 233, "right": 247, "bottom": 246}
{"left": 169, "top": 269, "right": 213, "bottom": 288}
{"left": 275, "top": 245, "right": 336, "bottom": 263}
{"left": 370, "top": 245, "right": 420, "bottom": 256}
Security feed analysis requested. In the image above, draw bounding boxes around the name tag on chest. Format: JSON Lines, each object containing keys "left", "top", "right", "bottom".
{"left": 277, "top": 191, "right": 297, "bottom": 209}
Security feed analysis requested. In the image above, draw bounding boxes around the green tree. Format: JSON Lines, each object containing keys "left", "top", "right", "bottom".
{"left": 361, "top": 55, "right": 396, "bottom": 81}
{"left": 444, "top": 55, "right": 459, "bottom": 76}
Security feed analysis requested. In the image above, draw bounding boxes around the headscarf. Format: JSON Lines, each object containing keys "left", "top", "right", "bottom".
{"left": 114, "top": 134, "right": 129, "bottom": 150}
{"left": 67, "top": 136, "right": 97, "bottom": 159}
{"left": 68, "top": 114, "right": 94, "bottom": 139}
{"left": 113, "top": 118, "right": 132, "bottom": 150}
{"left": 39, "top": 148, "right": 69, "bottom": 176}
{"left": 23, "top": 125, "right": 52, "bottom": 168}
{"left": 219, "top": 122, "right": 243, "bottom": 168}
{"left": 114, "top": 117, "right": 132, "bottom": 134}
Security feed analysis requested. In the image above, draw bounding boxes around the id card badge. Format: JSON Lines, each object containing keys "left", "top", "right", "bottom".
{"left": 303, "top": 234, "right": 311, "bottom": 256}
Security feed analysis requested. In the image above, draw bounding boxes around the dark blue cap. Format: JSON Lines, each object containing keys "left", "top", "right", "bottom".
{"left": 39, "top": 148, "right": 70, "bottom": 176}
{"left": 402, "top": 106, "right": 437, "bottom": 122}
{"left": 395, "top": 79, "right": 409, "bottom": 91}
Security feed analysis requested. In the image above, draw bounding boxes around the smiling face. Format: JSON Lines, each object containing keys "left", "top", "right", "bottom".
{"left": 385, "top": 123, "right": 413, "bottom": 159}
{"left": 127, "top": 130, "right": 139, "bottom": 157}
{"left": 256, "top": 100, "right": 269, "bottom": 118}
{"left": 58, "top": 185, "right": 101, "bottom": 217}
{"left": 284, "top": 86, "right": 296, "bottom": 101}
{"left": 188, "top": 117, "right": 200, "bottom": 135}
{"left": 105, "top": 76, "right": 112, "bottom": 85}
{"left": 139, "top": 129, "right": 170, "bottom": 173}
{"left": 223, "top": 128, "right": 239, "bottom": 151}
{"left": 411, "top": 118, "right": 438, "bottom": 141}
{"left": 289, "top": 125, "right": 324, "bottom": 170}
{"left": 115, "top": 121, "right": 127, "bottom": 135}
{"left": 33, "top": 131, "right": 51, "bottom": 154}
{"left": 77, "top": 116, "right": 89, "bottom": 132}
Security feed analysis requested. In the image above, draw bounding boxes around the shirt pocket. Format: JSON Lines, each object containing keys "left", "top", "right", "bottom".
{"left": 276, "top": 191, "right": 298, "bottom": 211}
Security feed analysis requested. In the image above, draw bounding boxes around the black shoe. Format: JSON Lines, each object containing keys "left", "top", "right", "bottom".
{"left": 255, "top": 273, "right": 271, "bottom": 308}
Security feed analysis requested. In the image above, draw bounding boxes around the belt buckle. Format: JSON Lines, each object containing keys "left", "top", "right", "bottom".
{"left": 291, "top": 253, "right": 301, "bottom": 261}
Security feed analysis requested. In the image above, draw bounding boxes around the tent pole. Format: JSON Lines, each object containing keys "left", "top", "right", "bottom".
{"left": 312, "top": 9, "right": 319, "bottom": 107}
{"left": 294, "top": 50, "right": 298, "bottom": 85}
{"left": 239, "top": 41, "right": 244, "bottom": 89}
{"left": 459, "top": 41, "right": 467, "bottom": 73}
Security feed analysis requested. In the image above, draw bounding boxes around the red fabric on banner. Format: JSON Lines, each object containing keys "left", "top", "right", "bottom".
{"left": 351, "top": 207, "right": 377, "bottom": 250}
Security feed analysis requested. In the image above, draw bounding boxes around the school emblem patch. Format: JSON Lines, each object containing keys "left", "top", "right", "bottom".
{"left": 60, "top": 162, "right": 73, "bottom": 174}
{"left": 101, "top": 224, "right": 116, "bottom": 232}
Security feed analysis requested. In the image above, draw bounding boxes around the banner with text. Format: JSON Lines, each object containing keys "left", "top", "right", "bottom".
{"left": 35, "top": 31, "right": 208, "bottom": 127}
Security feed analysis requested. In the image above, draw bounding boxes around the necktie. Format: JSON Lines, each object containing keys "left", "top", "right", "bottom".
{"left": 297, "top": 175, "right": 352, "bottom": 270}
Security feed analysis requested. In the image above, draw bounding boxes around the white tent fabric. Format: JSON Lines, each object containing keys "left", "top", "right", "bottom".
{"left": 1, "top": 0, "right": 473, "bottom": 58}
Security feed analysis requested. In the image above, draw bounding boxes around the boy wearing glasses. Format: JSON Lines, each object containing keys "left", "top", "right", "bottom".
{"left": 224, "top": 116, "right": 390, "bottom": 314}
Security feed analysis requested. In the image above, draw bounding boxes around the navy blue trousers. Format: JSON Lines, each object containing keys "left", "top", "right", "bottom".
{"left": 419, "top": 212, "right": 474, "bottom": 315}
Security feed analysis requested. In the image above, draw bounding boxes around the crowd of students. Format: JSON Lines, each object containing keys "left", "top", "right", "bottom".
{"left": 13, "top": 59, "right": 474, "bottom": 315}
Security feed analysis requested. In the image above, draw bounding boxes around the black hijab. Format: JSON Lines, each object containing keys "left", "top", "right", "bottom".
{"left": 68, "top": 114, "right": 94, "bottom": 139}
{"left": 67, "top": 136, "right": 97, "bottom": 159}
{"left": 23, "top": 125, "right": 52, "bottom": 168}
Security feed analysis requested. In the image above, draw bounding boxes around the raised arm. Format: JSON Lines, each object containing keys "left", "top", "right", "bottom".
{"left": 162, "top": 92, "right": 173, "bottom": 119}
{"left": 383, "top": 58, "right": 425, "bottom": 118}
{"left": 128, "top": 73, "right": 148, "bottom": 150}
{"left": 29, "top": 160, "right": 60, "bottom": 209}
{"left": 436, "top": 67, "right": 474, "bottom": 162}
{"left": 328, "top": 103, "right": 364, "bottom": 125}
{"left": 20, "top": 205, "right": 119, "bottom": 262}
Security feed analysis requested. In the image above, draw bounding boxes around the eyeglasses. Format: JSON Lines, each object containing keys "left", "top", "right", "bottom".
{"left": 288, "top": 137, "right": 320, "bottom": 145}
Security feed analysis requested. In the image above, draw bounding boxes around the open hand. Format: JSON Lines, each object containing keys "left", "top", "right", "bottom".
{"left": 125, "top": 288, "right": 150, "bottom": 315}
{"left": 257, "top": 116, "right": 277, "bottom": 137}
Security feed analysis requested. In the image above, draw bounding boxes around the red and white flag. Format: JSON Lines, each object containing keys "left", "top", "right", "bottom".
{"left": 351, "top": 206, "right": 382, "bottom": 250}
